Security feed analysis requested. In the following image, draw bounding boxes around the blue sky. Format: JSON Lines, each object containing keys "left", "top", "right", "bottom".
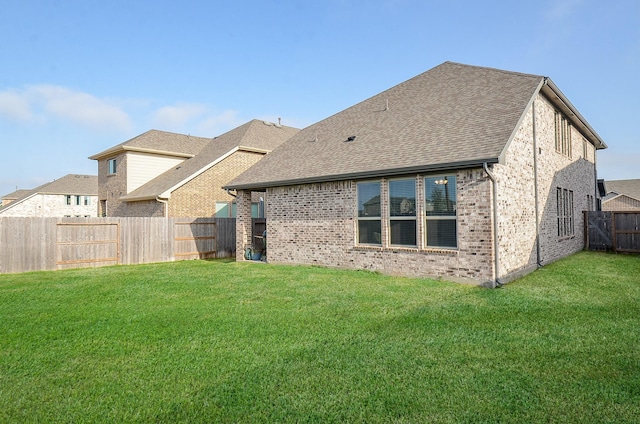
{"left": 1, "top": 0, "right": 638, "bottom": 197}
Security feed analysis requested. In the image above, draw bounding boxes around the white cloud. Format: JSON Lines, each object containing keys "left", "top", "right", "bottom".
{"left": 0, "top": 85, "right": 132, "bottom": 132}
{"left": 152, "top": 103, "right": 206, "bottom": 129}
{"left": 0, "top": 89, "right": 33, "bottom": 121}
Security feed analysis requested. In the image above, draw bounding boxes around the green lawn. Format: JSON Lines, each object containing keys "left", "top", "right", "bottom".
{"left": 1, "top": 251, "right": 639, "bottom": 423}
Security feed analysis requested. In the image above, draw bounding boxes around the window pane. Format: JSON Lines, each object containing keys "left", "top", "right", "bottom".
{"left": 426, "top": 219, "right": 457, "bottom": 248}
{"left": 425, "top": 176, "right": 456, "bottom": 216}
{"left": 358, "top": 220, "right": 381, "bottom": 245}
{"left": 390, "top": 220, "right": 416, "bottom": 246}
{"left": 358, "top": 182, "right": 381, "bottom": 217}
{"left": 251, "top": 203, "right": 259, "bottom": 218}
{"left": 216, "top": 202, "right": 229, "bottom": 217}
{"left": 389, "top": 179, "right": 416, "bottom": 217}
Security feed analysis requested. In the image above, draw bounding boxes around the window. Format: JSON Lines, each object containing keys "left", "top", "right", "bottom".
{"left": 108, "top": 158, "right": 117, "bottom": 175}
{"left": 65, "top": 195, "right": 72, "bottom": 205}
{"left": 583, "top": 139, "right": 588, "bottom": 159}
{"left": 216, "top": 202, "right": 237, "bottom": 218}
{"left": 75, "top": 195, "right": 81, "bottom": 206}
{"left": 357, "top": 182, "right": 381, "bottom": 245}
{"left": 84, "top": 196, "right": 90, "bottom": 206}
{"left": 557, "top": 187, "right": 574, "bottom": 237}
{"left": 388, "top": 178, "right": 417, "bottom": 246}
{"left": 554, "top": 111, "right": 571, "bottom": 158}
{"left": 425, "top": 175, "right": 457, "bottom": 248}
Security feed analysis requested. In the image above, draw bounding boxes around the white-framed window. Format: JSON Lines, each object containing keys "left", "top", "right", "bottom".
{"left": 424, "top": 175, "right": 457, "bottom": 248}
{"left": 65, "top": 195, "right": 72, "bottom": 205}
{"left": 554, "top": 111, "right": 572, "bottom": 158}
{"left": 84, "top": 196, "right": 90, "bottom": 206}
{"left": 107, "top": 158, "right": 117, "bottom": 175}
{"left": 388, "top": 178, "right": 417, "bottom": 246}
{"left": 75, "top": 195, "right": 81, "bottom": 206}
{"left": 557, "top": 187, "right": 574, "bottom": 237}
{"left": 357, "top": 181, "right": 382, "bottom": 245}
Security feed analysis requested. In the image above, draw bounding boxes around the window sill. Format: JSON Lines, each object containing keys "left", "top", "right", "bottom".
{"left": 558, "top": 235, "right": 575, "bottom": 241}
{"left": 353, "top": 245, "right": 458, "bottom": 255}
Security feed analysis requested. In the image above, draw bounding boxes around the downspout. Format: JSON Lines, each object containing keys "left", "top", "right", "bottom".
{"left": 532, "top": 100, "right": 542, "bottom": 266}
{"left": 483, "top": 162, "right": 502, "bottom": 287}
{"left": 156, "top": 196, "right": 169, "bottom": 218}
{"left": 225, "top": 188, "right": 237, "bottom": 198}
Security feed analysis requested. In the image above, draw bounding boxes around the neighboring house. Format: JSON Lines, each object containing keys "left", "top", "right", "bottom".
{"left": 225, "top": 61, "right": 607, "bottom": 286}
{"left": 0, "top": 174, "right": 98, "bottom": 217}
{"left": 1, "top": 189, "right": 31, "bottom": 207}
{"left": 602, "top": 179, "right": 640, "bottom": 211}
{"left": 89, "top": 120, "right": 298, "bottom": 217}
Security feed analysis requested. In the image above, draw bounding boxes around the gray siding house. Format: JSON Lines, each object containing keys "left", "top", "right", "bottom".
{"left": 225, "top": 62, "right": 607, "bottom": 286}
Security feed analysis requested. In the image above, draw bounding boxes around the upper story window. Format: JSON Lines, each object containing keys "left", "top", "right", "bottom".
{"left": 424, "top": 175, "right": 457, "bottom": 248}
{"left": 357, "top": 181, "right": 381, "bottom": 245}
{"left": 65, "top": 195, "right": 72, "bottom": 205}
{"left": 388, "top": 178, "right": 417, "bottom": 246}
{"left": 554, "top": 111, "right": 572, "bottom": 158}
{"left": 84, "top": 196, "right": 90, "bottom": 206}
{"left": 107, "top": 158, "right": 117, "bottom": 175}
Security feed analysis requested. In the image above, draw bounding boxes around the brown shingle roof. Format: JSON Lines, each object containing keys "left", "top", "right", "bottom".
{"left": 89, "top": 129, "right": 211, "bottom": 160}
{"left": 120, "top": 120, "right": 299, "bottom": 201}
{"left": 225, "top": 61, "right": 602, "bottom": 190}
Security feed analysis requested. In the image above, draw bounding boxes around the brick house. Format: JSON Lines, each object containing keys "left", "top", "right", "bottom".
{"left": 602, "top": 179, "right": 640, "bottom": 211}
{"left": 89, "top": 120, "right": 298, "bottom": 217}
{"left": 225, "top": 62, "right": 607, "bottom": 286}
{"left": 0, "top": 174, "right": 98, "bottom": 217}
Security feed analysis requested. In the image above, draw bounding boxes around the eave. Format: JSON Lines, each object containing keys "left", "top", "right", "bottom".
{"left": 89, "top": 145, "right": 196, "bottom": 161}
{"left": 224, "top": 157, "right": 499, "bottom": 191}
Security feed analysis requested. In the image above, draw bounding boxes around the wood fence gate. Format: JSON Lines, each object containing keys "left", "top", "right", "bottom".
{"left": 584, "top": 211, "right": 640, "bottom": 253}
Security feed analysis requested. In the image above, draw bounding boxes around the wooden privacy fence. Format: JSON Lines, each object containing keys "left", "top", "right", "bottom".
{"left": 584, "top": 211, "right": 640, "bottom": 253}
{"left": 0, "top": 217, "right": 236, "bottom": 274}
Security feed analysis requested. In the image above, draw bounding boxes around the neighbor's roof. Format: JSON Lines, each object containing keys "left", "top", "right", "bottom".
{"left": 225, "top": 61, "right": 607, "bottom": 191}
{"left": 120, "top": 120, "right": 299, "bottom": 201}
{"left": 89, "top": 129, "right": 212, "bottom": 160}
{"left": 603, "top": 179, "right": 640, "bottom": 202}
{"left": 1, "top": 189, "right": 31, "bottom": 201}
{"left": 0, "top": 174, "right": 97, "bottom": 212}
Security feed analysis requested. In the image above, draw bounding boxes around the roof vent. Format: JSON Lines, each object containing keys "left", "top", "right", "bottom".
{"left": 345, "top": 136, "right": 356, "bottom": 142}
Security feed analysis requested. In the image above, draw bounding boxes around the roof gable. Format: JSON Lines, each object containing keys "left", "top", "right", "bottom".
{"left": 604, "top": 179, "right": 640, "bottom": 203}
{"left": 120, "top": 120, "right": 299, "bottom": 201}
{"left": 89, "top": 129, "right": 212, "bottom": 160}
{"left": 226, "top": 62, "right": 545, "bottom": 190}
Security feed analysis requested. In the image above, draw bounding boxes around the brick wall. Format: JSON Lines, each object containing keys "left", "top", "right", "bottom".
{"left": 169, "top": 150, "right": 264, "bottom": 217}
{"left": 97, "top": 152, "right": 128, "bottom": 217}
{"left": 494, "top": 93, "right": 598, "bottom": 277}
{"left": 262, "top": 175, "right": 495, "bottom": 283}
{"left": 0, "top": 194, "right": 97, "bottom": 217}
{"left": 603, "top": 196, "right": 640, "bottom": 211}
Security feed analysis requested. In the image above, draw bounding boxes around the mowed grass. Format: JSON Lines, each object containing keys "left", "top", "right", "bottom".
{"left": 0, "top": 251, "right": 639, "bottom": 423}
